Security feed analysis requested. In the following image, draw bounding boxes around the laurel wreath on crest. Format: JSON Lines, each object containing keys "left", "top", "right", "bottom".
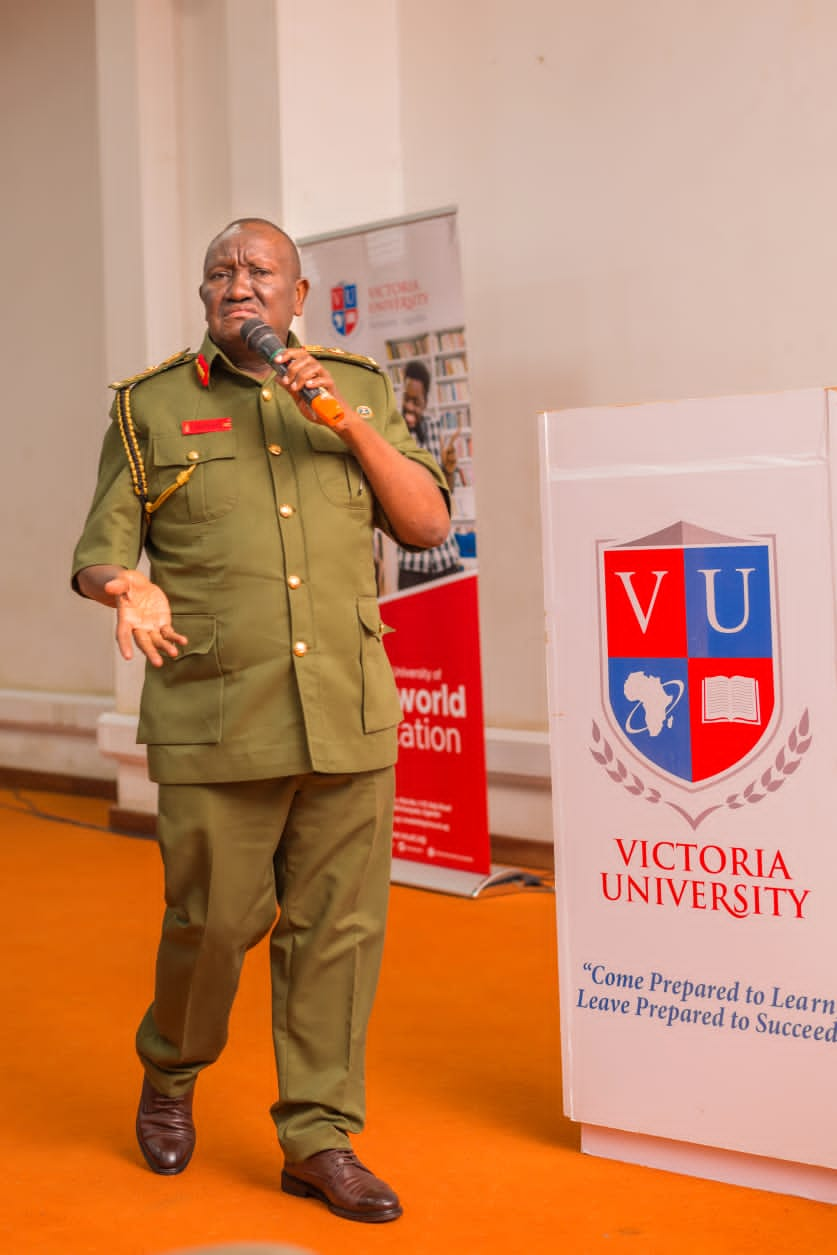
{"left": 589, "top": 709, "right": 811, "bottom": 829}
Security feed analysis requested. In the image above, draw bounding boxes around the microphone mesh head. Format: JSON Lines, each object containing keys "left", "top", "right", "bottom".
{"left": 240, "top": 319, "right": 284, "bottom": 360}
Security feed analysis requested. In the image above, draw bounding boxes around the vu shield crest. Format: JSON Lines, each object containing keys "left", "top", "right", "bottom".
{"left": 330, "top": 281, "right": 359, "bottom": 337}
{"left": 600, "top": 523, "right": 778, "bottom": 786}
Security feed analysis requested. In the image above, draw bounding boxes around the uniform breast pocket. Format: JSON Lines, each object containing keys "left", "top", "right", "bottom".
{"left": 305, "top": 423, "right": 364, "bottom": 505}
{"left": 150, "top": 431, "right": 238, "bottom": 522}
{"left": 137, "top": 614, "right": 223, "bottom": 745}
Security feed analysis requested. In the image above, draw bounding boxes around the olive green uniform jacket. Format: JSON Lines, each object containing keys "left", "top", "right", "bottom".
{"left": 72, "top": 334, "right": 449, "bottom": 785}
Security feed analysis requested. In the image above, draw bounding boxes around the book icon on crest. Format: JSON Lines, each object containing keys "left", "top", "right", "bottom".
{"left": 701, "top": 675, "right": 761, "bottom": 725}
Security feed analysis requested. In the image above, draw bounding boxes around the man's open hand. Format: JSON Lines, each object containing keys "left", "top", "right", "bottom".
{"left": 104, "top": 570, "right": 188, "bottom": 666}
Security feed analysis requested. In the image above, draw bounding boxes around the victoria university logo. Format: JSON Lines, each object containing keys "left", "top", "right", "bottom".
{"left": 330, "top": 281, "right": 359, "bottom": 337}
{"left": 592, "top": 522, "right": 810, "bottom": 828}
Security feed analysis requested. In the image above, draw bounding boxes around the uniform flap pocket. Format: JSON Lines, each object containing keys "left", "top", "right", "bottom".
{"left": 305, "top": 423, "right": 347, "bottom": 454}
{"left": 357, "top": 597, "right": 393, "bottom": 640}
{"left": 138, "top": 612, "right": 221, "bottom": 746}
{"left": 170, "top": 613, "right": 217, "bottom": 658}
{"left": 357, "top": 597, "right": 400, "bottom": 733}
{"left": 153, "top": 430, "right": 237, "bottom": 468}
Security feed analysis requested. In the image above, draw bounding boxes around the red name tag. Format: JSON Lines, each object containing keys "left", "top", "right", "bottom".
{"left": 181, "top": 417, "right": 233, "bottom": 435}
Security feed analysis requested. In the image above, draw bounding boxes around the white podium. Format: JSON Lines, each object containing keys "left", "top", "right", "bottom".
{"left": 540, "top": 389, "right": 837, "bottom": 1204}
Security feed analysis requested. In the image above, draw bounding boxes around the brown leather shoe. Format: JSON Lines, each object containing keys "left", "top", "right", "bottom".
{"left": 281, "top": 1148, "right": 402, "bottom": 1223}
{"left": 135, "top": 1076, "right": 195, "bottom": 1175}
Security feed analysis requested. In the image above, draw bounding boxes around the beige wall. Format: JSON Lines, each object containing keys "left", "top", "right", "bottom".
{"left": 0, "top": 0, "right": 111, "bottom": 695}
{"left": 397, "top": 0, "right": 837, "bottom": 732}
{"left": 4, "top": 0, "right": 837, "bottom": 817}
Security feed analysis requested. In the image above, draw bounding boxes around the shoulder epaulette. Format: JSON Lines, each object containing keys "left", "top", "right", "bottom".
{"left": 306, "top": 345, "right": 381, "bottom": 372}
{"left": 109, "top": 348, "right": 195, "bottom": 391}
{"left": 111, "top": 349, "right": 197, "bottom": 517}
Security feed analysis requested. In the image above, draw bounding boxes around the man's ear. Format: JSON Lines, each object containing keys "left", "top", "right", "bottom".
{"left": 294, "top": 278, "right": 310, "bottom": 317}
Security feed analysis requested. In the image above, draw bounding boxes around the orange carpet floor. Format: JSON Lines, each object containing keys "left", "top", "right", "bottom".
{"left": 0, "top": 787, "right": 834, "bottom": 1255}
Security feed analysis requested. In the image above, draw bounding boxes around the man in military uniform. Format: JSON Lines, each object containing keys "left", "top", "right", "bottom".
{"left": 72, "top": 218, "right": 451, "bottom": 1224}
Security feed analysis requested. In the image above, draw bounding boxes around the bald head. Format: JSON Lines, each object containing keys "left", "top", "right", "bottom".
{"left": 203, "top": 218, "right": 301, "bottom": 279}
{"left": 199, "top": 218, "right": 309, "bottom": 370}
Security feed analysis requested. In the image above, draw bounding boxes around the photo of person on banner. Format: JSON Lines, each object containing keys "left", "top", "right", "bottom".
{"left": 396, "top": 359, "right": 465, "bottom": 589}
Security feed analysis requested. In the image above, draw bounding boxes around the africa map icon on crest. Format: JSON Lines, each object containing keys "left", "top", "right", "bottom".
{"left": 599, "top": 523, "right": 779, "bottom": 787}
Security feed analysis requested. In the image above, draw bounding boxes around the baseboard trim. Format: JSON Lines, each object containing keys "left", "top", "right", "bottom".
{"left": 94, "top": 805, "right": 555, "bottom": 869}
{"left": 0, "top": 766, "right": 117, "bottom": 800}
{"left": 491, "top": 833, "right": 553, "bottom": 871}
{"left": 0, "top": 772, "right": 555, "bottom": 871}
{"left": 108, "top": 805, "right": 157, "bottom": 837}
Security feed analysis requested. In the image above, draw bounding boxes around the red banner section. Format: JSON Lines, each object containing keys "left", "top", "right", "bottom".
{"left": 382, "top": 573, "right": 490, "bottom": 874}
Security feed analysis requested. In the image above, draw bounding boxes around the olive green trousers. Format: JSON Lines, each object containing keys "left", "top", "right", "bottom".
{"left": 135, "top": 768, "right": 395, "bottom": 1162}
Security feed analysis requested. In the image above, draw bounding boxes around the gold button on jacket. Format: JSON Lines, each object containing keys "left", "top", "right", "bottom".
{"left": 72, "top": 332, "right": 450, "bottom": 786}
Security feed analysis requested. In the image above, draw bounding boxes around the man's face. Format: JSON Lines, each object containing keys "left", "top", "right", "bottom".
{"left": 401, "top": 376, "right": 427, "bottom": 430}
{"left": 199, "top": 223, "right": 308, "bottom": 365}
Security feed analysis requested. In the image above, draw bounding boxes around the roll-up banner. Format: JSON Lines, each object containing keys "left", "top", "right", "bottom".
{"left": 299, "top": 210, "right": 492, "bottom": 892}
{"left": 540, "top": 388, "right": 837, "bottom": 1203}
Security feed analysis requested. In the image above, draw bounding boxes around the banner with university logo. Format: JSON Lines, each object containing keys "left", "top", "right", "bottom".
{"left": 299, "top": 211, "right": 491, "bottom": 885}
{"left": 541, "top": 389, "right": 837, "bottom": 1202}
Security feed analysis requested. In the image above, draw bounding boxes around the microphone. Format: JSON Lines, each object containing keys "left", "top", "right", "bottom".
{"left": 240, "top": 318, "right": 344, "bottom": 426}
